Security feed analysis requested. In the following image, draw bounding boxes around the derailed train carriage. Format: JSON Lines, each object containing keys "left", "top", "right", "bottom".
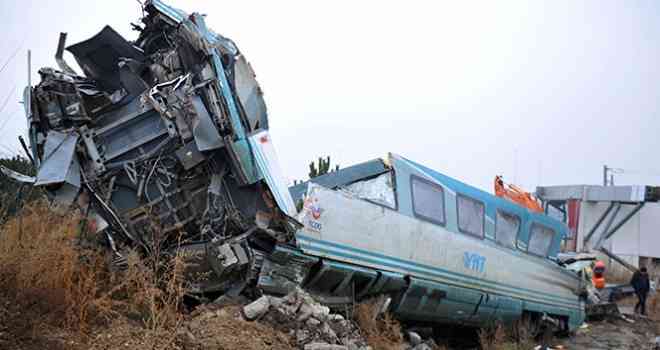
{"left": 15, "top": 0, "right": 299, "bottom": 293}
{"left": 8, "top": 0, "right": 586, "bottom": 331}
{"left": 282, "top": 154, "right": 586, "bottom": 331}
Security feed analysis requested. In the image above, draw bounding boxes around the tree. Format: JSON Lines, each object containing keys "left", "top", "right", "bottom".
{"left": 308, "top": 156, "right": 339, "bottom": 179}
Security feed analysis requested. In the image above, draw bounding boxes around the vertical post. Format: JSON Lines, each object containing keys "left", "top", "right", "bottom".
{"left": 603, "top": 165, "right": 608, "bottom": 186}
{"left": 27, "top": 50, "right": 31, "bottom": 87}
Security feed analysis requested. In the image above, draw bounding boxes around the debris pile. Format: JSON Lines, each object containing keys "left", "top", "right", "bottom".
{"left": 243, "top": 288, "right": 371, "bottom": 350}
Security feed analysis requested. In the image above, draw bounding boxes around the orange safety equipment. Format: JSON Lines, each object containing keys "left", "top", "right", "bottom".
{"left": 592, "top": 260, "right": 606, "bottom": 289}
{"left": 494, "top": 176, "right": 544, "bottom": 213}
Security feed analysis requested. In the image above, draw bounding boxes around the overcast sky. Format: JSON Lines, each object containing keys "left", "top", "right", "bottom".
{"left": 1, "top": 0, "right": 659, "bottom": 192}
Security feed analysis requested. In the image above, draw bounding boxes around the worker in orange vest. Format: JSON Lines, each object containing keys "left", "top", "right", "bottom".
{"left": 592, "top": 260, "right": 606, "bottom": 289}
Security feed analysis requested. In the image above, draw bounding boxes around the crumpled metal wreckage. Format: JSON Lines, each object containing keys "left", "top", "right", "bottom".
{"left": 9, "top": 0, "right": 298, "bottom": 294}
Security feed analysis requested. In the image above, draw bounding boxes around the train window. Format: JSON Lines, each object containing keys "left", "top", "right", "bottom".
{"left": 411, "top": 175, "right": 445, "bottom": 225}
{"left": 495, "top": 210, "right": 520, "bottom": 249}
{"left": 457, "top": 195, "right": 485, "bottom": 238}
{"left": 528, "top": 223, "right": 555, "bottom": 257}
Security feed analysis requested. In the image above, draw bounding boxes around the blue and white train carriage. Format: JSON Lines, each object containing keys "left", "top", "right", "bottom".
{"left": 266, "top": 153, "right": 585, "bottom": 331}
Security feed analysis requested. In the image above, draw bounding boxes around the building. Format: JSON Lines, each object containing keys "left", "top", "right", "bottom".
{"left": 536, "top": 185, "right": 660, "bottom": 275}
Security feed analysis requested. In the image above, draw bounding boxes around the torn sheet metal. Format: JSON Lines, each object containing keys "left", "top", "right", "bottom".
{"left": 22, "top": 0, "right": 297, "bottom": 293}
{"left": 343, "top": 172, "right": 396, "bottom": 209}
{"left": 0, "top": 165, "right": 36, "bottom": 183}
{"left": 190, "top": 95, "right": 223, "bottom": 151}
{"left": 289, "top": 159, "right": 389, "bottom": 203}
{"left": 34, "top": 131, "right": 80, "bottom": 187}
{"left": 67, "top": 26, "right": 145, "bottom": 92}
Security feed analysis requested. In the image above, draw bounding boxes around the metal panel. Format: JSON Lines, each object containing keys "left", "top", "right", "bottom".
{"left": 191, "top": 95, "right": 223, "bottom": 151}
{"left": 175, "top": 142, "right": 206, "bottom": 170}
{"left": 66, "top": 26, "right": 145, "bottom": 91}
{"left": 35, "top": 131, "right": 79, "bottom": 186}
{"left": 234, "top": 55, "right": 268, "bottom": 131}
{"left": 248, "top": 131, "right": 296, "bottom": 216}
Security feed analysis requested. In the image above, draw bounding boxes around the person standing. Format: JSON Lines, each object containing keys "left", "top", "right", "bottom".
{"left": 631, "top": 267, "right": 650, "bottom": 315}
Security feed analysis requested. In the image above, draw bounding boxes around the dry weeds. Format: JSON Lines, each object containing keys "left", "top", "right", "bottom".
{"left": 354, "top": 297, "right": 408, "bottom": 350}
{"left": 477, "top": 320, "right": 537, "bottom": 350}
{"left": 0, "top": 201, "right": 190, "bottom": 349}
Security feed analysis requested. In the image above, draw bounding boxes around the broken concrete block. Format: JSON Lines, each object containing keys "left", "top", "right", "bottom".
{"left": 306, "top": 317, "right": 322, "bottom": 327}
{"left": 320, "top": 322, "right": 338, "bottom": 342}
{"left": 242, "top": 295, "right": 271, "bottom": 320}
{"left": 297, "top": 303, "right": 315, "bottom": 322}
{"left": 297, "top": 329, "right": 312, "bottom": 343}
{"left": 407, "top": 331, "right": 422, "bottom": 346}
{"left": 303, "top": 343, "right": 348, "bottom": 350}
{"left": 313, "top": 304, "right": 331, "bottom": 319}
{"left": 329, "top": 313, "right": 345, "bottom": 321}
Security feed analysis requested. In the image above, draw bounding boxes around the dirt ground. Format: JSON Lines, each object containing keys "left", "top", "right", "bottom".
{"left": 0, "top": 298, "right": 295, "bottom": 350}
{"left": 2, "top": 293, "right": 660, "bottom": 350}
{"left": 557, "top": 315, "right": 658, "bottom": 350}
{"left": 553, "top": 296, "right": 660, "bottom": 350}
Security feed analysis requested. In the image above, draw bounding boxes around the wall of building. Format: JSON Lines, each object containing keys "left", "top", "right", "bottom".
{"left": 638, "top": 203, "right": 660, "bottom": 258}
{"left": 577, "top": 201, "right": 660, "bottom": 275}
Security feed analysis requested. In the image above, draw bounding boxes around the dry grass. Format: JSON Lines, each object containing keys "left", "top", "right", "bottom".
{"left": 477, "top": 320, "right": 537, "bottom": 350}
{"left": 478, "top": 323, "right": 507, "bottom": 350}
{"left": 354, "top": 297, "right": 409, "bottom": 350}
{"left": 0, "top": 201, "right": 189, "bottom": 349}
{"left": 0, "top": 202, "right": 103, "bottom": 331}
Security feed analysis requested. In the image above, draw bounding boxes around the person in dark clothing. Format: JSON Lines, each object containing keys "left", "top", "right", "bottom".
{"left": 630, "top": 267, "right": 651, "bottom": 315}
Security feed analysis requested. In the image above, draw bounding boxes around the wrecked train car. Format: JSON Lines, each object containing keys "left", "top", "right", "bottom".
{"left": 18, "top": 0, "right": 297, "bottom": 292}
{"left": 12, "top": 0, "right": 586, "bottom": 331}
{"left": 284, "top": 154, "right": 586, "bottom": 331}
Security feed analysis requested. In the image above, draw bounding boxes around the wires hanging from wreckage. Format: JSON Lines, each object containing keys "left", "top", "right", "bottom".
{"left": 12, "top": 0, "right": 299, "bottom": 294}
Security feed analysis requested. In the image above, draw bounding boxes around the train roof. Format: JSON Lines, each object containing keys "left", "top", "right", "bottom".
{"left": 289, "top": 153, "right": 568, "bottom": 236}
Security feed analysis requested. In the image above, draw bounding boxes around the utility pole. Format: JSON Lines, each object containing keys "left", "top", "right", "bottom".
{"left": 27, "top": 50, "right": 31, "bottom": 87}
{"left": 603, "top": 165, "right": 618, "bottom": 186}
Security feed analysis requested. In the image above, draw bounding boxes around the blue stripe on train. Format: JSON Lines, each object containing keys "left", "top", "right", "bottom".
{"left": 297, "top": 234, "right": 581, "bottom": 309}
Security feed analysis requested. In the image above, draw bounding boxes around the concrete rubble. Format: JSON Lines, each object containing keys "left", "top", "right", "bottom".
{"left": 243, "top": 288, "right": 371, "bottom": 350}
{"left": 238, "top": 288, "right": 445, "bottom": 350}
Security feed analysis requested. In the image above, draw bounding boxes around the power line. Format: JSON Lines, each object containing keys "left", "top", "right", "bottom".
{"left": 0, "top": 44, "right": 23, "bottom": 76}
{"left": 0, "top": 87, "right": 16, "bottom": 116}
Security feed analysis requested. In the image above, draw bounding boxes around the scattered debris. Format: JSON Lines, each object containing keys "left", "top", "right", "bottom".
{"left": 245, "top": 288, "right": 371, "bottom": 350}
{"left": 242, "top": 295, "right": 272, "bottom": 321}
